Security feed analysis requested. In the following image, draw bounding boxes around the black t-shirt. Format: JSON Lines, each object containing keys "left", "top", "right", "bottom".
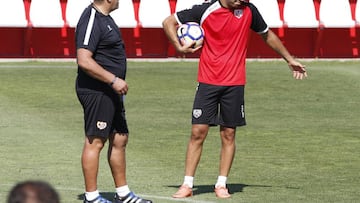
{"left": 75, "top": 5, "right": 127, "bottom": 93}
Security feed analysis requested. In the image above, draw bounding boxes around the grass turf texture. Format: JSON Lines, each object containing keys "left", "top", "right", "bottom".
{"left": 0, "top": 60, "right": 359, "bottom": 203}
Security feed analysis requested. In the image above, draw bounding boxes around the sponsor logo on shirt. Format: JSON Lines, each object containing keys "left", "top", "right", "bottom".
{"left": 234, "top": 9, "right": 243, "bottom": 18}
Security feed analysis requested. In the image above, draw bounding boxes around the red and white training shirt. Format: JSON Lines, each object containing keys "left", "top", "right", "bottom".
{"left": 175, "top": 0, "right": 268, "bottom": 85}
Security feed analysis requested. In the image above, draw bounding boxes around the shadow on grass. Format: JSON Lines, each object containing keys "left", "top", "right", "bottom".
{"left": 168, "top": 183, "right": 272, "bottom": 196}
{"left": 76, "top": 184, "right": 300, "bottom": 200}
{"left": 77, "top": 192, "right": 115, "bottom": 201}
{"left": 76, "top": 184, "right": 254, "bottom": 201}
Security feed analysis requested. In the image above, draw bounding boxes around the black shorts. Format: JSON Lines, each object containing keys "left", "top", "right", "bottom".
{"left": 192, "top": 83, "right": 246, "bottom": 128}
{"left": 76, "top": 91, "right": 129, "bottom": 138}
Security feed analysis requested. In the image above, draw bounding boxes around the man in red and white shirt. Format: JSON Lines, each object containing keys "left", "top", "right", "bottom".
{"left": 163, "top": 0, "right": 307, "bottom": 199}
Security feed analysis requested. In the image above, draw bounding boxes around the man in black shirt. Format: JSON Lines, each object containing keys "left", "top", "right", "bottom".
{"left": 75, "top": 0, "right": 152, "bottom": 203}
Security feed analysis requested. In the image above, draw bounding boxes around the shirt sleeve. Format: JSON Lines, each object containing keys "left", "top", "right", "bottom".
{"left": 248, "top": 3, "right": 269, "bottom": 34}
{"left": 175, "top": 3, "right": 207, "bottom": 25}
{"left": 75, "top": 8, "right": 101, "bottom": 53}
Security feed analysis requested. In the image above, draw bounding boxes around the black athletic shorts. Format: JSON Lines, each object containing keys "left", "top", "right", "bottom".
{"left": 76, "top": 91, "right": 129, "bottom": 138}
{"left": 192, "top": 83, "right": 246, "bottom": 128}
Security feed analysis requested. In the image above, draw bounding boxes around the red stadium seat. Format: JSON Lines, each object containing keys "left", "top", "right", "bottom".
{"left": 319, "top": 0, "right": 355, "bottom": 28}
{"left": 356, "top": 0, "right": 360, "bottom": 26}
{"left": 29, "top": 0, "right": 64, "bottom": 27}
{"left": 137, "top": 0, "right": 171, "bottom": 57}
{"left": 249, "top": 0, "right": 283, "bottom": 28}
{"left": 283, "top": 0, "right": 319, "bottom": 28}
{"left": 0, "top": 0, "right": 359, "bottom": 59}
{"left": 315, "top": 0, "right": 357, "bottom": 58}
{"left": 111, "top": 0, "right": 137, "bottom": 28}
{"left": 0, "top": 0, "right": 28, "bottom": 27}
{"left": 175, "top": 0, "right": 205, "bottom": 12}
{"left": 247, "top": 0, "right": 284, "bottom": 58}
{"left": 138, "top": 0, "right": 170, "bottom": 28}
{"left": 0, "top": 0, "right": 29, "bottom": 57}
{"left": 281, "top": 0, "right": 319, "bottom": 58}
{"left": 29, "top": 0, "right": 68, "bottom": 57}
{"left": 66, "top": 0, "right": 91, "bottom": 28}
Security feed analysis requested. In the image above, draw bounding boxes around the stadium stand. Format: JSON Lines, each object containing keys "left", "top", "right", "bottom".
{"left": 0, "top": 0, "right": 359, "bottom": 59}
{"left": 28, "top": 0, "right": 68, "bottom": 57}
{"left": 281, "top": 0, "right": 319, "bottom": 58}
{"left": 247, "top": 0, "right": 285, "bottom": 58}
{"left": 283, "top": 0, "right": 318, "bottom": 28}
{"left": 29, "top": 0, "right": 65, "bottom": 27}
{"left": 356, "top": 0, "right": 360, "bottom": 25}
{"left": 315, "top": 0, "right": 358, "bottom": 58}
{"left": 137, "top": 0, "right": 171, "bottom": 57}
{"left": 175, "top": 0, "right": 205, "bottom": 12}
{"left": 0, "top": 0, "right": 28, "bottom": 57}
{"left": 110, "top": 0, "right": 138, "bottom": 57}
{"left": 65, "top": 0, "right": 91, "bottom": 28}
{"left": 111, "top": 0, "right": 137, "bottom": 28}
{"left": 319, "top": 0, "right": 355, "bottom": 28}
{"left": 138, "top": 0, "right": 170, "bottom": 28}
{"left": 249, "top": 0, "right": 283, "bottom": 28}
{"left": 0, "top": 0, "right": 28, "bottom": 27}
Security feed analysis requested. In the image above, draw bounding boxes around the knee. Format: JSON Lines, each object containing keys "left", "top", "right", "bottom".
{"left": 190, "top": 125, "right": 208, "bottom": 142}
{"left": 85, "top": 136, "right": 106, "bottom": 150}
{"left": 221, "top": 128, "right": 236, "bottom": 143}
{"left": 111, "top": 133, "right": 128, "bottom": 148}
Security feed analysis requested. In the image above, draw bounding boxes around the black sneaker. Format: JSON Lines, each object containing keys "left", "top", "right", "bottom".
{"left": 83, "top": 195, "right": 112, "bottom": 203}
{"left": 114, "top": 192, "right": 152, "bottom": 203}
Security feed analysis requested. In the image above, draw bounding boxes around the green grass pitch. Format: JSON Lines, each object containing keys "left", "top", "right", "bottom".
{"left": 0, "top": 59, "right": 359, "bottom": 203}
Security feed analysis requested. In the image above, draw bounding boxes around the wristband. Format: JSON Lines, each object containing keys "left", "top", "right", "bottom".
{"left": 109, "top": 76, "right": 118, "bottom": 87}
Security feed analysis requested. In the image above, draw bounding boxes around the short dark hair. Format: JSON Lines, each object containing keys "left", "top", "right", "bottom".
{"left": 7, "top": 180, "right": 60, "bottom": 203}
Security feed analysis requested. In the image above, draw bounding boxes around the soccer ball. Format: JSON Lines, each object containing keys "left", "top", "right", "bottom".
{"left": 177, "top": 22, "right": 204, "bottom": 48}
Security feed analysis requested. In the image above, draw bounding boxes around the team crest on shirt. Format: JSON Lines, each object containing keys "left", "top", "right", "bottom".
{"left": 97, "top": 121, "right": 107, "bottom": 130}
{"left": 193, "top": 109, "right": 202, "bottom": 119}
{"left": 234, "top": 9, "right": 244, "bottom": 18}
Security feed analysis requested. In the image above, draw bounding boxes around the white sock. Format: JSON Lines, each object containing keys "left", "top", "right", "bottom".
{"left": 183, "top": 176, "right": 194, "bottom": 188}
{"left": 85, "top": 190, "right": 100, "bottom": 201}
{"left": 116, "top": 185, "right": 131, "bottom": 197}
{"left": 215, "top": 176, "right": 227, "bottom": 188}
